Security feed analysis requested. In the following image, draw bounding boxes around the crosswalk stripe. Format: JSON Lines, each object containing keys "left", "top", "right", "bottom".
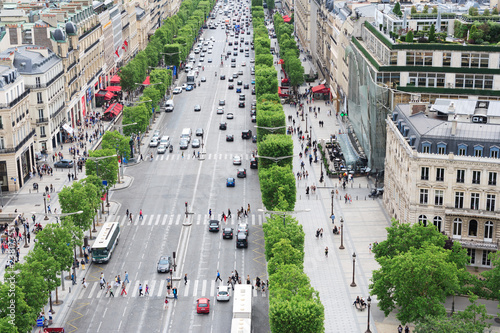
{"left": 224, "top": 153, "right": 227, "bottom": 160}
{"left": 96, "top": 284, "right": 104, "bottom": 298}
{"left": 202, "top": 280, "right": 208, "bottom": 296}
{"left": 193, "top": 280, "right": 199, "bottom": 297}
{"left": 219, "top": 154, "right": 222, "bottom": 159}
{"left": 251, "top": 215, "right": 255, "bottom": 225}
{"left": 156, "top": 156, "right": 160, "bottom": 161}
{"left": 208, "top": 153, "right": 212, "bottom": 159}
{"left": 135, "top": 215, "right": 140, "bottom": 224}
{"left": 149, "top": 280, "right": 156, "bottom": 296}
{"left": 162, "top": 215, "right": 168, "bottom": 225}
{"left": 168, "top": 215, "right": 174, "bottom": 225}
{"left": 131, "top": 281, "right": 140, "bottom": 297}
{"left": 155, "top": 215, "right": 161, "bottom": 225}
{"left": 88, "top": 282, "right": 98, "bottom": 298}
{"left": 157, "top": 280, "right": 165, "bottom": 297}
{"left": 140, "top": 215, "right": 146, "bottom": 226}
{"left": 175, "top": 215, "right": 181, "bottom": 225}
{"left": 148, "top": 215, "right": 153, "bottom": 226}
{"left": 196, "top": 215, "right": 201, "bottom": 225}
{"left": 166, "top": 155, "right": 170, "bottom": 161}
{"left": 183, "top": 282, "right": 190, "bottom": 297}
{"left": 210, "top": 280, "right": 215, "bottom": 297}
{"left": 258, "top": 215, "right": 262, "bottom": 225}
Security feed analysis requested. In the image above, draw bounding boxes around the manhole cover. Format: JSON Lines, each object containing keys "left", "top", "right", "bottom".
{"left": 55, "top": 178, "right": 61, "bottom": 180}
{"left": 34, "top": 204, "right": 41, "bottom": 207}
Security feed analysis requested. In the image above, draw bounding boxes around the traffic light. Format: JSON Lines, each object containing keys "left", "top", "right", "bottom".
{"left": 340, "top": 111, "right": 347, "bottom": 117}
{"left": 185, "top": 202, "right": 188, "bottom": 208}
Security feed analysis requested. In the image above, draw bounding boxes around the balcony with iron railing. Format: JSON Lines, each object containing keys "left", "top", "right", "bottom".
{"left": 36, "top": 117, "right": 49, "bottom": 124}
{"left": 52, "top": 103, "right": 65, "bottom": 119}
{"left": 25, "top": 71, "right": 64, "bottom": 89}
{"left": 79, "top": 23, "right": 101, "bottom": 41}
{"left": 0, "top": 129, "right": 35, "bottom": 154}
{"left": 0, "top": 89, "right": 30, "bottom": 109}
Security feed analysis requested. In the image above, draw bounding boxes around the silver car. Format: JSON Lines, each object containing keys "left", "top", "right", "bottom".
{"left": 149, "top": 137, "right": 159, "bottom": 147}
{"left": 192, "top": 138, "right": 200, "bottom": 148}
{"left": 157, "top": 256, "right": 172, "bottom": 273}
{"left": 233, "top": 155, "right": 242, "bottom": 165}
{"left": 157, "top": 144, "right": 167, "bottom": 154}
{"left": 179, "top": 139, "right": 189, "bottom": 150}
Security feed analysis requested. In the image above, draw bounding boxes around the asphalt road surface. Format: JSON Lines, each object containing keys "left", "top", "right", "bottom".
{"left": 62, "top": 5, "right": 270, "bottom": 333}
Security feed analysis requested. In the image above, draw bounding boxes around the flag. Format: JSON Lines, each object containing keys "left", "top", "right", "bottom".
{"left": 124, "top": 40, "right": 128, "bottom": 47}
{"left": 115, "top": 49, "right": 119, "bottom": 57}
{"left": 122, "top": 45, "right": 126, "bottom": 50}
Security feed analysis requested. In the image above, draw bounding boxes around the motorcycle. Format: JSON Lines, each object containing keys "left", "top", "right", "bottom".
{"left": 169, "top": 145, "right": 173, "bottom": 153}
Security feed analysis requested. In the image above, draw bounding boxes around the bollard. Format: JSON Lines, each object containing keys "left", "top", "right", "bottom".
{"left": 69, "top": 287, "right": 71, "bottom": 293}
{"left": 351, "top": 183, "right": 353, "bottom": 188}
{"left": 367, "top": 184, "right": 369, "bottom": 188}
{"left": 359, "top": 184, "right": 361, "bottom": 188}
{"left": 365, "top": 196, "right": 367, "bottom": 200}
{"left": 356, "top": 196, "right": 358, "bottom": 200}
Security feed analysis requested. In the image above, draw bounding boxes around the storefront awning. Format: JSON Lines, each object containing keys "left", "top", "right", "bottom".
{"left": 143, "top": 76, "right": 150, "bottom": 85}
{"left": 278, "top": 59, "right": 285, "bottom": 64}
{"left": 106, "top": 86, "right": 122, "bottom": 92}
{"left": 110, "top": 75, "right": 120, "bottom": 84}
{"left": 283, "top": 17, "right": 291, "bottom": 23}
{"left": 312, "top": 84, "right": 330, "bottom": 94}
{"left": 104, "top": 103, "right": 123, "bottom": 116}
{"left": 62, "top": 123, "right": 74, "bottom": 135}
{"left": 96, "top": 90, "right": 115, "bottom": 100}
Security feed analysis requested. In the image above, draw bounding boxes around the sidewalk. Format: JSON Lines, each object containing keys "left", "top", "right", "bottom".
{"left": 273, "top": 49, "right": 500, "bottom": 332}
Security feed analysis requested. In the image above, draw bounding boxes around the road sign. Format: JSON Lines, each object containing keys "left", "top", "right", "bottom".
{"left": 37, "top": 318, "right": 44, "bottom": 327}
{"left": 102, "top": 180, "right": 108, "bottom": 186}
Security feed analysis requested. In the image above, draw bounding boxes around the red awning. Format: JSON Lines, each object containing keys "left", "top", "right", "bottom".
{"left": 282, "top": 78, "right": 289, "bottom": 83}
{"left": 106, "top": 86, "right": 122, "bottom": 92}
{"left": 104, "top": 91, "right": 115, "bottom": 100}
{"left": 143, "top": 76, "right": 150, "bottom": 85}
{"left": 110, "top": 75, "right": 120, "bottom": 84}
{"left": 283, "top": 15, "right": 290, "bottom": 19}
{"left": 104, "top": 103, "right": 123, "bottom": 116}
{"left": 95, "top": 90, "right": 108, "bottom": 97}
{"left": 278, "top": 59, "right": 285, "bottom": 64}
{"left": 283, "top": 17, "right": 291, "bottom": 23}
{"left": 312, "top": 84, "right": 330, "bottom": 94}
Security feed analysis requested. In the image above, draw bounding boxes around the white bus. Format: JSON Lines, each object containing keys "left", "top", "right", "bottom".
{"left": 91, "top": 222, "right": 120, "bottom": 263}
{"left": 231, "top": 284, "right": 252, "bottom": 332}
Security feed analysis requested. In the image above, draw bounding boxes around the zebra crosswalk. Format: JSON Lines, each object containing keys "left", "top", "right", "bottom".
{"left": 152, "top": 153, "right": 254, "bottom": 161}
{"left": 78, "top": 279, "right": 267, "bottom": 299}
{"left": 116, "top": 213, "right": 263, "bottom": 226}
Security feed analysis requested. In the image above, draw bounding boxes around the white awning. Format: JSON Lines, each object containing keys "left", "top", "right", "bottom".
{"left": 62, "top": 123, "right": 74, "bottom": 135}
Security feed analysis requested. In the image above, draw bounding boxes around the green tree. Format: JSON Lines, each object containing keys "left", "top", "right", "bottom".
{"left": 269, "top": 294, "right": 324, "bottom": 333}
{"left": 35, "top": 223, "right": 73, "bottom": 272}
{"left": 24, "top": 248, "right": 60, "bottom": 310}
{"left": 255, "top": 53, "right": 274, "bottom": 67}
{"left": 262, "top": 214, "right": 304, "bottom": 261}
{"left": 415, "top": 294, "right": 492, "bottom": 333}
{"left": 411, "top": 5, "right": 417, "bottom": 14}
{"left": 164, "top": 44, "right": 182, "bottom": 67}
{"left": 268, "top": 239, "right": 303, "bottom": 274}
{"left": 370, "top": 243, "right": 461, "bottom": 323}
{"left": 405, "top": 30, "right": 414, "bottom": 42}
{"left": 423, "top": 5, "right": 429, "bottom": 13}
{"left": 257, "top": 134, "right": 293, "bottom": 169}
{"left": 493, "top": 7, "right": 499, "bottom": 15}
{"left": 101, "top": 130, "right": 130, "bottom": 160}
{"left": 468, "top": 7, "right": 479, "bottom": 16}
{"left": 269, "top": 264, "right": 310, "bottom": 298}
{"left": 481, "top": 251, "right": 500, "bottom": 298}
{"left": 0, "top": 282, "right": 33, "bottom": 333}
{"left": 429, "top": 24, "right": 436, "bottom": 42}
{"left": 256, "top": 111, "right": 286, "bottom": 141}
{"left": 86, "top": 149, "right": 119, "bottom": 187}
{"left": 393, "top": 2, "right": 402, "bottom": 16}
{"left": 432, "top": 6, "right": 438, "bottom": 14}
{"left": 142, "top": 86, "right": 162, "bottom": 112}
{"left": 483, "top": 8, "right": 490, "bottom": 16}
{"left": 59, "top": 181, "right": 99, "bottom": 234}
{"left": 122, "top": 104, "right": 149, "bottom": 136}
{"left": 119, "top": 62, "right": 141, "bottom": 93}
{"left": 259, "top": 165, "right": 296, "bottom": 211}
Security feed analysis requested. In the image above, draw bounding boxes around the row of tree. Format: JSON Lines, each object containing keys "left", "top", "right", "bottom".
{"left": 370, "top": 220, "right": 495, "bottom": 332}
{"left": 251, "top": 6, "right": 324, "bottom": 332}
{"left": 273, "top": 14, "right": 304, "bottom": 97}
{"left": 119, "top": 0, "right": 217, "bottom": 136}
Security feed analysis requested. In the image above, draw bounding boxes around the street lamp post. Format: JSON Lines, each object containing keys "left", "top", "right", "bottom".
{"left": 255, "top": 154, "right": 296, "bottom": 165}
{"left": 339, "top": 217, "right": 345, "bottom": 249}
{"left": 73, "top": 158, "right": 78, "bottom": 180}
{"left": 365, "top": 296, "right": 372, "bottom": 333}
{"left": 350, "top": 252, "right": 357, "bottom": 287}
{"left": 258, "top": 208, "right": 311, "bottom": 227}
{"left": 331, "top": 190, "right": 334, "bottom": 216}
{"left": 305, "top": 113, "right": 308, "bottom": 133}
{"left": 254, "top": 125, "right": 286, "bottom": 134}
{"left": 43, "top": 193, "right": 49, "bottom": 220}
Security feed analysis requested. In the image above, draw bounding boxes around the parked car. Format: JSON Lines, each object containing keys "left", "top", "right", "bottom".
{"left": 54, "top": 159, "right": 73, "bottom": 168}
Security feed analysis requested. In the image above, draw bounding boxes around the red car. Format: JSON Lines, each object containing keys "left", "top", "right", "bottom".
{"left": 196, "top": 298, "right": 210, "bottom": 314}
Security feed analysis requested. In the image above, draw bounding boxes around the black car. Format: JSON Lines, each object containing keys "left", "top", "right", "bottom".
{"left": 242, "top": 130, "right": 252, "bottom": 139}
{"left": 251, "top": 88, "right": 256, "bottom": 95}
{"left": 231, "top": 58, "right": 236, "bottom": 62}
{"left": 219, "top": 122, "right": 227, "bottom": 130}
{"left": 222, "top": 227, "right": 234, "bottom": 239}
{"left": 250, "top": 157, "right": 258, "bottom": 169}
{"left": 228, "top": 77, "right": 234, "bottom": 82}
{"left": 226, "top": 134, "right": 234, "bottom": 142}
{"left": 209, "top": 220, "right": 220, "bottom": 232}
{"left": 233, "top": 52, "right": 238, "bottom": 56}
{"left": 238, "top": 102, "right": 245, "bottom": 108}
{"left": 237, "top": 168, "right": 247, "bottom": 178}
{"left": 54, "top": 159, "right": 74, "bottom": 168}
{"left": 244, "top": 83, "right": 249, "bottom": 89}
{"left": 220, "top": 75, "right": 226, "bottom": 80}
{"left": 252, "top": 135, "right": 257, "bottom": 143}
{"left": 228, "top": 84, "right": 234, "bottom": 89}
{"left": 251, "top": 115, "right": 256, "bottom": 122}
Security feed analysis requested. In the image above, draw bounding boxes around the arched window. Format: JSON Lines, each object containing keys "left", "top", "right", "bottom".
{"left": 468, "top": 219, "right": 478, "bottom": 236}
{"left": 453, "top": 218, "right": 462, "bottom": 238}
{"left": 418, "top": 215, "right": 427, "bottom": 226}
{"left": 433, "top": 216, "right": 442, "bottom": 232}
{"left": 484, "top": 221, "right": 494, "bottom": 240}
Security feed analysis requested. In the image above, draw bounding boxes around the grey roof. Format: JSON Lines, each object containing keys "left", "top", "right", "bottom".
{"left": 431, "top": 99, "right": 500, "bottom": 117}
{"left": 0, "top": 46, "right": 61, "bottom": 74}
{"left": 0, "top": 65, "right": 20, "bottom": 90}
{"left": 53, "top": 28, "right": 66, "bottom": 42}
{"left": 0, "top": 9, "right": 26, "bottom": 17}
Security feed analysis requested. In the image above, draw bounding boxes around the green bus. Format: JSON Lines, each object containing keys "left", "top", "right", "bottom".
{"left": 91, "top": 222, "right": 120, "bottom": 263}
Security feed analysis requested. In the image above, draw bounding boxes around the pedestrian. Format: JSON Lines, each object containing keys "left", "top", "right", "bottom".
{"left": 331, "top": 214, "right": 335, "bottom": 224}
{"left": 227, "top": 209, "right": 232, "bottom": 218}
{"left": 139, "top": 209, "right": 143, "bottom": 220}
{"left": 369, "top": 243, "right": 372, "bottom": 253}
{"left": 108, "top": 283, "right": 115, "bottom": 297}
{"left": 120, "top": 282, "right": 127, "bottom": 296}
{"left": 47, "top": 205, "right": 51, "bottom": 213}
{"left": 247, "top": 203, "right": 251, "bottom": 214}
{"left": 216, "top": 270, "right": 223, "bottom": 282}
{"left": 82, "top": 278, "right": 88, "bottom": 288}
{"left": 129, "top": 213, "right": 133, "bottom": 224}
{"left": 164, "top": 296, "right": 169, "bottom": 309}
{"left": 100, "top": 277, "right": 105, "bottom": 290}
{"left": 27, "top": 232, "right": 30, "bottom": 243}
{"left": 325, "top": 246, "right": 329, "bottom": 257}
{"left": 125, "top": 271, "right": 130, "bottom": 283}
{"left": 126, "top": 209, "right": 129, "bottom": 218}
{"left": 246, "top": 275, "right": 251, "bottom": 285}
{"left": 209, "top": 208, "right": 212, "bottom": 217}
{"left": 184, "top": 273, "right": 188, "bottom": 285}
{"left": 320, "top": 228, "right": 323, "bottom": 238}
{"left": 398, "top": 325, "right": 403, "bottom": 333}
{"left": 139, "top": 284, "right": 143, "bottom": 296}
{"left": 145, "top": 284, "right": 149, "bottom": 296}
{"left": 173, "top": 287, "right": 177, "bottom": 299}
{"left": 81, "top": 259, "right": 85, "bottom": 270}
{"left": 193, "top": 150, "right": 196, "bottom": 158}
{"left": 223, "top": 213, "right": 227, "bottom": 223}
{"left": 405, "top": 325, "right": 410, "bottom": 333}
{"left": 71, "top": 273, "right": 76, "bottom": 285}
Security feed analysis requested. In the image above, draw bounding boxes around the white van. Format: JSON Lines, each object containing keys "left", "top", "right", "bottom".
{"left": 165, "top": 99, "right": 174, "bottom": 112}
{"left": 185, "top": 64, "right": 192, "bottom": 73}
{"left": 180, "top": 128, "right": 192, "bottom": 142}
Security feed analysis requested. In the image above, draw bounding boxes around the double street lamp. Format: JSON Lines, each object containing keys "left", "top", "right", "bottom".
{"left": 350, "top": 252, "right": 357, "bottom": 287}
{"left": 257, "top": 208, "right": 311, "bottom": 227}
{"left": 365, "top": 296, "right": 372, "bottom": 333}
{"left": 254, "top": 125, "right": 286, "bottom": 133}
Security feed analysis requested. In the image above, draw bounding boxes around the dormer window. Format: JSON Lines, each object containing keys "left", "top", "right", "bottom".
{"left": 421, "top": 142, "right": 431, "bottom": 153}
{"left": 474, "top": 145, "right": 484, "bottom": 157}
{"left": 490, "top": 146, "right": 499, "bottom": 158}
{"left": 437, "top": 143, "right": 447, "bottom": 155}
{"left": 458, "top": 144, "right": 467, "bottom": 156}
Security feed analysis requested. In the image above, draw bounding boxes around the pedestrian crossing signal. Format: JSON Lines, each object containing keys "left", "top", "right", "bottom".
{"left": 340, "top": 112, "right": 346, "bottom": 117}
